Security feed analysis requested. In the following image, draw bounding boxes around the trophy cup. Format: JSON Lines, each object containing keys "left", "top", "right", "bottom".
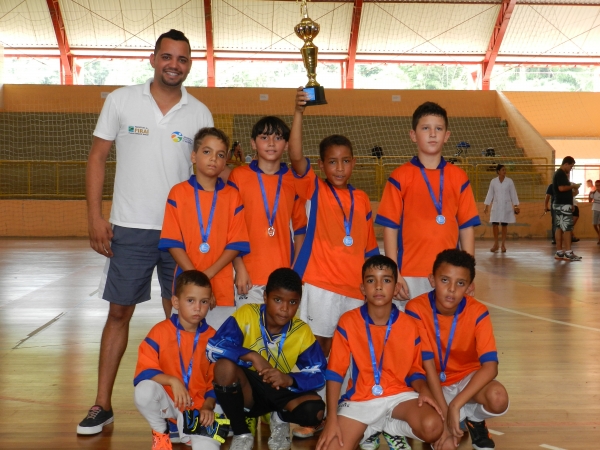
{"left": 294, "top": 0, "right": 327, "bottom": 106}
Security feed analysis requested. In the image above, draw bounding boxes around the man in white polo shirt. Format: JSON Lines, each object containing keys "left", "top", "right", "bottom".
{"left": 78, "top": 29, "right": 213, "bottom": 435}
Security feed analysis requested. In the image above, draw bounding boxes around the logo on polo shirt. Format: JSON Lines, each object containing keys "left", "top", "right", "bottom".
{"left": 128, "top": 126, "right": 149, "bottom": 136}
{"left": 171, "top": 131, "right": 193, "bottom": 145}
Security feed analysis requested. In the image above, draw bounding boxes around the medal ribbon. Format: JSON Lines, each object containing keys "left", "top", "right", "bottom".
{"left": 364, "top": 312, "right": 394, "bottom": 390}
{"left": 175, "top": 316, "right": 202, "bottom": 390}
{"left": 256, "top": 171, "right": 283, "bottom": 230}
{"left": 429, "top": 291, "right": 459, "bottom": 380}
{"left": 326, "top": 181, "right": 355, "bottom": 238}
{"left": 259, "top": 308, "right": 289, "bottom": 371}
{"left": 419, "top": 165, "right": 444, "bottom": 217}
{"left": 193, "top": 176, "right": 218, "bottom": 246}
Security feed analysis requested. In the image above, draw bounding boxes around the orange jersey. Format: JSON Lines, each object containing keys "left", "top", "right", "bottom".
{"left": 405, "top": 291, "right": 498, "bottom": 386}
{"left": 327, "top": 305, "right": 426, "bottom": 402}
{"left": 228, "top": 162, "right": 307, "bottom": 286}
{"left": 159, "top": 176, "right": 250, "bottom": 306}
{"left": 375, "top": 157, "right": 480, "bottom": 277}
{"left": 134, "top": 315, "right": 216, "bottom": 408}
{"left": 293, "top": 166, "right": 380, "bottom": 299}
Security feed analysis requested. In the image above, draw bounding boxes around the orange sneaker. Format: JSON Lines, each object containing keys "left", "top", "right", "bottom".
{"left": 152, "top": 429, "right": 172, "bottom": 450}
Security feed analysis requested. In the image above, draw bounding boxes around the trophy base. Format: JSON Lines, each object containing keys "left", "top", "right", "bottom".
{"left": 303, "top": 86, "right": 327, "bottom": 106}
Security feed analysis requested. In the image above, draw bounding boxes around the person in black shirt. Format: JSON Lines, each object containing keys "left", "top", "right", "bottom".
{"left": 551, "top": 156, "right": 582, "bottom": 261}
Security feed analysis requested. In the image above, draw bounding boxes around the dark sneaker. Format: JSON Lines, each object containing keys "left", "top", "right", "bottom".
{"left": 571, "top": 237, "right": 580, "bottom": 242}
{"left": 167, "top": 419, "right": 180, "bottom": 443}
{"left": 554, "top": 251, "right": 564, "bottom": 260}
{"left": 466, "top": 419, "right": 495, "bottom": 450}
{"left": 360, "top": 432, "right": 381, "bottom": 450}
{"left": 382, "top": 432, "right": 412, "bottom": 450}
{"left": 563, "top": 252, "right": 582, "bottom": 261}
{"left": 182, "top": 410, "right": 231, "bottom": 444}
{"left": 77, "top": 405, "right": 114, "bottom": 435}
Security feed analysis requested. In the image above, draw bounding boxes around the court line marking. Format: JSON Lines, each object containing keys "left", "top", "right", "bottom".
{"left": 540, "top": 445, "right": 567, "bottom": 450}
{"left": 488, "top": 429, "right": 504, "bottom": 435}
{"left": 12, "top": 312, "right": 66, "bottom": 349}
{"left": 89, "top": 288, "right": 99, "bottom": 296}
{"left": 478, "top": 301, "right": 600, "bottom": 333}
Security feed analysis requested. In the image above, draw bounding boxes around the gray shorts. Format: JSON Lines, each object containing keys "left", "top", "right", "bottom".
{"left": 99, "top": 225, "right": 175, "bottom": 305}
{"left": 552, "top": 204, "right": 574, "bottom": 232}
{"left": 593, "top": 210, "right": 600, "bottom": 225}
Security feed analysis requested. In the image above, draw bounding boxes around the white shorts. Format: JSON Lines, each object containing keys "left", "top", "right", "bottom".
{"left": 393, "top": 277, "right": 432, "bottom": 311}
{"left": 299, "top": 283, "right": 364, "bottom": 338}
{"left": 337, "top": 391, "right": 421, "bottom": 442}
{"left": 235, "top": 285, "right": 265, "bottom": 308}
{"left": 442, "top": 372, "right": 508, "bottom": 422}
{"left": 205, "top": 306, "right": 236, "bottom": 331}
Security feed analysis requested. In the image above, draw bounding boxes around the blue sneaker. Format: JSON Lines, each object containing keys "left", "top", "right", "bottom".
{"left": 167, "top": 419, "right": 180, "bottom": 444}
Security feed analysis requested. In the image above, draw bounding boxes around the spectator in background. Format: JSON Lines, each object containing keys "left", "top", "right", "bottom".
{"left": 587, "top": 179, "right": 596, "bottom": 203}
{"left": 371, "top": 145, "right": 383, "bottom": 159}
{"left": 228, "top": 141, "right": 244, "bottom": 164}
{"left": 483, "top": 164, "right": 519, "bottom": 253}
{"left": 591, "top": 180, "right": 600, "bottom": 244}
{"left": 544, "top": 184, "right": 556, "bottom": 245}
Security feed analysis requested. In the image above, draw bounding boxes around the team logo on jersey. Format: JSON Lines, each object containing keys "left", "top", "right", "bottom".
{"left": 128, "top": 126, "right": 149, "bottom": 136}
{"left": 171, "top": 131, "right": 193, "bottom": 145}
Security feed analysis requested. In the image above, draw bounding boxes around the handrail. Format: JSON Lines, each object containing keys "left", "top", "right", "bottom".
{"left": 1, "top": 160, "right": 598, "bottom": 203}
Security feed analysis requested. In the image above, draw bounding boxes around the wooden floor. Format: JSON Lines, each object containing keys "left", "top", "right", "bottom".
{"left": 1, "top": 238, "right": 599, "bottom": 450}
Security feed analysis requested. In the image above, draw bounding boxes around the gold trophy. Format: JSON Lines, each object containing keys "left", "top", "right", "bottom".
{"left": 294, "top": 0, "right": 327, "bottom": 106}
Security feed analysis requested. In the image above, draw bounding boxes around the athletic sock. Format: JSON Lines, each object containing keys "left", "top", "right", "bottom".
{"left": 213, "top": 383, "right": 250, "bottom": 435}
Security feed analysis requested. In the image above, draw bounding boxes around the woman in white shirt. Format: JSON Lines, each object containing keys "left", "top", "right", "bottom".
{"left": 484, "top": 164, "right": 520, "bottom": 252}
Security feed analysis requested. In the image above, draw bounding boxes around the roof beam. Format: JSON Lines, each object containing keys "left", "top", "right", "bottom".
{"left": 482, "top": 0, "right": 517, "bottom": 90}
{"left": 346, "top": 0, "right": 364, "bottom": 89}
{"left": 204, "top": 0, "right": 216, "bottom": 87}
{"left": 46, "top": 0, "right": 73, "bottom": 85}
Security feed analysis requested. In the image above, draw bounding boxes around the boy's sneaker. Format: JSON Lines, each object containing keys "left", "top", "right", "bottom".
{"left": 268, "top": 412, "right": 291, "bottom": 450}
{"left": 554, "top": 251, "right": 565, "bottom": 260}
{"left": 360, "top": 432, "right": 381, "bottom": 450}
{"left": 382, "top": 432, "right": 412, "bottom": 450}
{"left": 292, "top": 420, "right": 325, "bottom": 438}
{"left": 182, "top": 410, "right": 231, "bottom": 443}
{"left": 466, "top": 419, "right": 495, "bottom": 450}
{"left": 151, "top": 429, "right": 173, "bottom": 450}
{"left": 167, "top": 419, "right": 180, "bottom": 443}
{"left": 230, "top": 433, "right": 254, "bottom": 450}
{"left": 76, "top": 405, "right": 114, "bottom": 435}
{"left": 562, "top": 251, "right": 582, "bottom": 261}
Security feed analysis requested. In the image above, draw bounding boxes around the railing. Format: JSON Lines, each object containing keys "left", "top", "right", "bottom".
{"left": 1, "top": 159, "right": 597, "bottom": 203}
{"left": 0, "top": 160, "right": 116, "bottom": 199}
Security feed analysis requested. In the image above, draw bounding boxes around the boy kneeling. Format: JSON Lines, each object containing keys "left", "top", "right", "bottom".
{"left": 406, "top": 249, "right": 509, "bottom": 450}
{"left": 133, "top": 270, "right": 227, "bottom": 450}
{"left": 207, "top": 268, "right": 327, "bottom": 450}
{"left": 317, "top": 255, "right": 444, "bottom": 450}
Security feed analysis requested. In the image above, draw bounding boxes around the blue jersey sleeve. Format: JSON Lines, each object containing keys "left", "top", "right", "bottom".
{"left": 288, "top": 340, "right": 327, "bottom": 393}
{"left": 206, "top": 316, "right": 252, "bottom": 367}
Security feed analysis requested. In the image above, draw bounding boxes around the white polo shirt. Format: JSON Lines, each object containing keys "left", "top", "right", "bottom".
{"left": 94, "top": 79, "right": 213, "bottom": 230}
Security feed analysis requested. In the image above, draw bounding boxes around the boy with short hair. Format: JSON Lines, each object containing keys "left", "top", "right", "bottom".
{"left": 376, "top": 102, "right": 480, "bottom": 302}
{"left": 227, "top": 117, "right": 307, "bottom": 307}
{"left": 316, "top": 255, "right": 443, "bottom": 450}
{"left": 289, "top": 88, "right": 380, "bottom": 360}
{"left": 405, "top": 249, "right": 509, "bottom": 450}
{"left": 207, "top": 268, "right": 327, "bottom": 450}
{"left": 134, "top": 270, "right": 227, "bottom": 450}
{"left": 159, "top": 127, "right": 250, "bottom": 328}
{"left": 592, "top": 180, "right": 600, "bottom": 244}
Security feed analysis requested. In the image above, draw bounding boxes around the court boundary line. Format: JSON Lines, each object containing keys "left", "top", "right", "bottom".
{"left": 478, "top": 300, "right": 600, "bottom": 333}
